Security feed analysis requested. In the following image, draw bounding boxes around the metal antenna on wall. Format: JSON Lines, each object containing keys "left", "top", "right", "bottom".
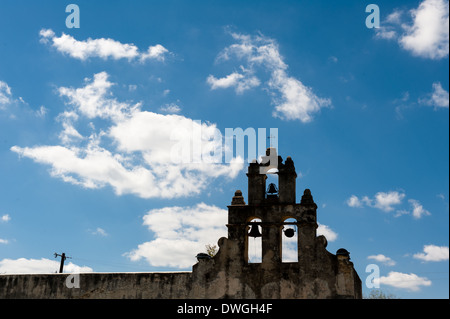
{"left": 54, "top": 252, "right": 72, "bottom": 273}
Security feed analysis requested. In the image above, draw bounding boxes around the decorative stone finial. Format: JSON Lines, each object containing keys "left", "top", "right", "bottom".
{"left": 231, "top": 190, "right": 246, "bottom": 205}
{"left": 300, "top": 189, "right": 315, "bottom": 206}
{"left": 336, "top": 248, "right": 351, "bottom": 260}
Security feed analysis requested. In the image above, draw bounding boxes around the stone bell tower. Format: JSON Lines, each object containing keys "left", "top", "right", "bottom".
{"left": 192, "top": 148, "right": 362, "bottom": 299}
{"left": 227, "top": 148, "right": 320, "bottom": 270}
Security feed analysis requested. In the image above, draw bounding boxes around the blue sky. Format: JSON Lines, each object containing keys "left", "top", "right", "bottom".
{"left": 0, "top": 0, "right": 448, "bottom": 298}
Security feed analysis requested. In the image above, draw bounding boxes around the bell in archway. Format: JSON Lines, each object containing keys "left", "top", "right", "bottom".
{"left": 248, "top": 223, "right": 262, "bottom": 238}
{"left": 284, "top": 228, "right": 295, "bottom": 238}
{"left": 267, "top": 183, "right": 278, "bottom": 195}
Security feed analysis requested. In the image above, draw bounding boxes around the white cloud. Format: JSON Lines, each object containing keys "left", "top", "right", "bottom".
{"left": 0, "top": 239, "right": 9, "bottom": 245}
{"left": 140, "top": 44, "right": 169, "bottom": 62}
{"left": 408, "top": 199, "right": 431, "bottom": 219}
{"left": 376, "top": 0, "right": 449, "bottom": 59}
{"left": 1, "top": 214, "right": 10, "bottom": 222}
{"left": 159, "top": 103, "right": 181, "bottom": 113}
{"left": 413, "top": 245, "right": 449, "bottom": 262}
{"left": 35, "top": 105, "right": 48, "bottom": 118}
{"left": 386, "top": 10, "right": 404, "bottom": 24}
{"left": 367, "top": 254, "right": 396, "bottom": 266}
{"left": 58, "top": 72, "right": 139, "bottom": 120}
{"left": 347, "top": 192, "right": 431, "bottom": 219}
{"left": 0, "top": 258, "right": 93, "bottom": 274}
{"left": 375, "top": 28, "right": 398, "bottom": 40}
{"left": 419, "top": 82, "right": 449, "bottom": 108}
{"left": 11, "top": 72, "right": 243, "bottom": 199}
{"left": 59, "top": 121, "right": 84, "bottom": 145}
{"left": 39, "top": 28, "right": 55, "bottom": 40}
{"left": 395, "top": 199, "right": 431, "bottom": 219}
{"left": 208, "top": 31, "right": 330, "bottom": 122}
{"left": 377, "top": 271, "right": 432, "bottom": 291}
{"left": 375, "top": 10, "right": 404, "bottom": 40}
{"left": 91, "top": 227, "right": 108, "bottom": 237}
{"left": 269, "top": 69, "right": 331, "bottom": 122}
{"left": 346, "top": 195, "right": 362, "bottom": 208}
{"left": 400, "top": 0, "right": 449, "bottom": 59}
{"left": 347, "top": 191, "right": 405, "bottom": 212}
{"left": 0, "top": 80, "right": 12, "bottom": 109}
{"left": 317, "top": 223, "right": 338, "bottom": 242}
{"left": 207, "top": 71, "right": 260, "bottom": 94}
{"left": 373, "top": 191, "right": 405, "bottom": 212}
{"left": 126, "top": 203, "right": 228, "bottom": 268}
{"left": 39, "top": 28, "right": 169, "bottom": 62}
{"left": 0, "top": 80, "right": 29, "bottom": 115}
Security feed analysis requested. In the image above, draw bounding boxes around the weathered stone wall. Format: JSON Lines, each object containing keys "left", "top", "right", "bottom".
{"left": 0, "top": 234, "right": 361, "bottom": 299}
{"left": 0, "top": 272, "right": 193, "bottom": 299}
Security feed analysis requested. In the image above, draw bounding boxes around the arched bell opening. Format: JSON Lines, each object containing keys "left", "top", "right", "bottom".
{"left": 282, "top": 217, "right": 298, "bottom": 262}
{"left": 265, "top": 171, "right": 279, "bottom": 200}
{"left": 246, "top": 217, "right": 262, "bottom": 263}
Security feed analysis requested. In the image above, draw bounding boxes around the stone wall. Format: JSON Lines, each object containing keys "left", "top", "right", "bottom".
{"left": 0, "top": 272, "right": 193, "bottom": 299}
{"left": 0, "top": 238, "right": 362, "bottom": 299}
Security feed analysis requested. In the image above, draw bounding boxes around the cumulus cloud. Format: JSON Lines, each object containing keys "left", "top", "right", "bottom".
{"left": 57, "top": 72, "right": 140, "bottom": 120}
{"left": 0, "top": 80, "right": 12, "bottom": 109}
{"left": 11, "top": 72, "right": 244, "bottom": 199}
{"left": 347, "top": 191, "right": 431, "bottom": 219}
{"left": 346, "top": 195, "right": 363, "bottom": 208}
{"left": 347, "top": 191, "right": 405, "bottom": 212}
{"left": 400, "top": 0, "right": 449, "bottom": 59}
{"left": 413, "top": 245, "right": 449, "bottom": 262}
{"left": 125, "top": 203, "right": 228, "bottom": 268}
{"left": 140, "top": 44, "right": 169, "bottom": 62}
{"left": 408, "top": 199, "right": 431, "bottom": 219}
{"left": 0, "top": 258, "right": 93, "bottom": 274}
{"left": 373, "top": 191, "right": 405, "bottom": 212}
{"left": 207, "top": 71, "right": 260, "bottom": 94}
{"left": 39, "top": 28, "right": 170, "bottom": 62}
{"left": 208, "top": 31, "right": 331, "bottom": 122}
{"left": 419, "top": 82, "right": 449, "bottom": 109}
{"left": 367, "top": 254, "right": 396, "bottom": 266}
{"left": 376, "top": 271, "right": 432, "bottom": 291}
{"left": 375, "top": 0, "right": 449, "bottom": 59}
{"left": 395, "top": 199, "right": 431, "bottom": 219}
{"left": 317, "top": 223, "right": 338, "bottom": 242}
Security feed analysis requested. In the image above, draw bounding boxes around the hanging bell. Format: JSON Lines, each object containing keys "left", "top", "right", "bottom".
{"left": 267, "top": 183, "right": 278, "bottom": 195}
{"left": 248, "top": 223, "right": 262, "bottom": 238}
{"left": 284, "top": 228, "right": 295, "bottom": 238}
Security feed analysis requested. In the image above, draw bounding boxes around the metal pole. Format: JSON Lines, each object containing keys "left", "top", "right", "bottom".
{"left": 59, "top": 253, "right": 66, "bottom": 273}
